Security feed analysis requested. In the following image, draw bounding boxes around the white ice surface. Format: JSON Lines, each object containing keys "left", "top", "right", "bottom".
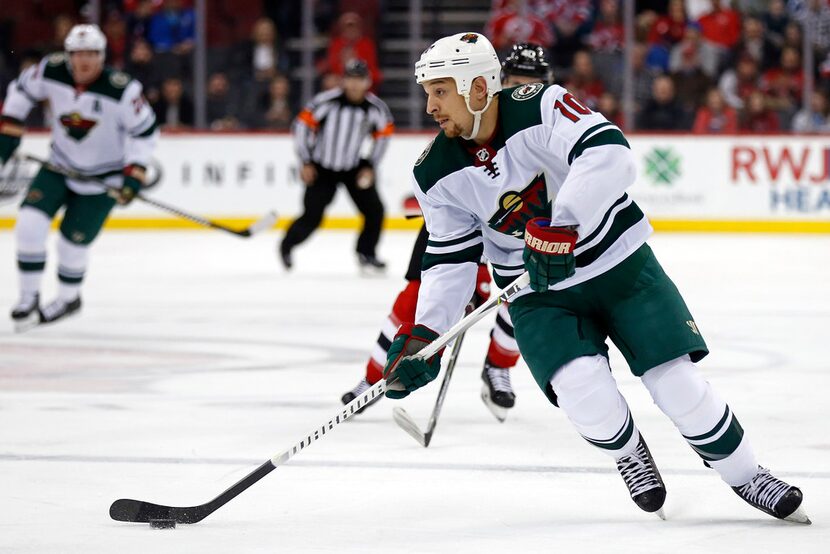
{"left": 0, "top": 229, "right": 828, "bottom": 553}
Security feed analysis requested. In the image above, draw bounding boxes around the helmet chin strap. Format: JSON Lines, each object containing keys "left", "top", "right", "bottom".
{"left": 461, "top": 93, "right": 495, "bottom": 141}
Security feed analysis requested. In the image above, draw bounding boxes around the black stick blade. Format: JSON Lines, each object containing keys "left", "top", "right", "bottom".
{"left": 109, "top": 499, "right": 208, "bottom": 524}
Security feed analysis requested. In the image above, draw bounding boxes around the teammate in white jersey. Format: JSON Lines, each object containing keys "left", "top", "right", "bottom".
{"left": 381, "top": 32, "right": 809, "bottom": 523}
{"left": 0, "top": 25, "right": 158, "bottom": 331}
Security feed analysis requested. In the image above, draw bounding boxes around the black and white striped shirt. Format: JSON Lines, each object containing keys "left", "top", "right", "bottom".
{"left": 293, "top": 88, "right": 394, "bottom": 172}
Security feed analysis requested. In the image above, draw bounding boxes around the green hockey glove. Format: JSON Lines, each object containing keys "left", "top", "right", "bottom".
{"left": 115, "top": 164, "right": 145, "bottom": 205}
{"left": 0, "top": 116, "right": 24, "bottom": 165}
{"left": 522, "top": 217, "right": 578, "bottom": 292}
{"left": 383, "top": 323, "right": 442, "bottom": 399}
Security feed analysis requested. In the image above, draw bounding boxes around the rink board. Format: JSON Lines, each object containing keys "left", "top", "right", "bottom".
{"left": 1, "top": 132, "right": 829, "bottom": 232}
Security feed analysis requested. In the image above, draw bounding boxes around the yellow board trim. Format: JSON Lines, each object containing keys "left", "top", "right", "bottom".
{"left": 0, "top": 217, "right": 828, "bottom": 233}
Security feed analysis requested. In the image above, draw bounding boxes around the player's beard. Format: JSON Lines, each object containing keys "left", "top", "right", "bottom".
{"left": 442, "top": 120, "right": 464, "bottom": 138}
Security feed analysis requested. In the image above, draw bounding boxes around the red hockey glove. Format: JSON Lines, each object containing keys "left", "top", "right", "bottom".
{"left": 522, "top": 217, "right": 578, "bottom": 292}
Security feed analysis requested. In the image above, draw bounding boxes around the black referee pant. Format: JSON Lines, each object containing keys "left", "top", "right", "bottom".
{"left": 282, "top": 165, "right": 385, "bottom": 257}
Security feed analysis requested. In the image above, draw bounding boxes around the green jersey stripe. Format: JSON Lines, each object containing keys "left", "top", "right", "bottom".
{"left": 683, "top": 406, "right": 730, "bottom": 442}
{"left": 583, "top": 411, "right": 635, "bottom": 451}
{"left": 567, "top": 122, "right": 614, "bottom": 164}
{"left": 575, "top": 202, "right": 645, "bottom": 268}
{"left": 569, "top": 127, "right": 629, "bottom": 165}
{"left": 577, "top": 194, "right": 629, "bottom": 248}
{"left": 422, "top": 243, "right": 484, "bottom": 271}
{"left": 426, "top": 229, "right": 482, "bottom": 248}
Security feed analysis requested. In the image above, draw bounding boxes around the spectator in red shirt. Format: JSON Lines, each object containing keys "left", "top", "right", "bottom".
{"left": 648, "top": 0, "right": 687, "bottom": 48}
{"left": 693, "top": 88, "right": 738, "bottom": 133}
{"left": 739, "top": 90, "right": 781, "bottom": 133}
{"left": 485, "top": 0, "right": 554, "bottom": 50}
{"left": 697, "top": 0, "right": 741, "bottom": 49}
{"left": 565, "top": 51, "right": 605, "bottom": 110}
{"left": 761, "top": 46, "right": 804, "bottom": 113}
{"left": 586, "top": 0, "right": 623, "bottom": 53}
{"left": 323, "top": 12, "right": 382, "bottom": 86}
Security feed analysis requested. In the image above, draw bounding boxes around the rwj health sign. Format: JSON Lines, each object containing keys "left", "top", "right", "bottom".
{"left": 629, "top": 136, "right": 830, "bottom": 225}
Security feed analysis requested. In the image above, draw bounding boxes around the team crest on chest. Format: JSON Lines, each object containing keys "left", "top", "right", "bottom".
{"left": 415, "top": 138, "right": 434, "bottom": 166}
{"left": 511, "top": 82, "right": 544, "bottom": 101}
{"left": 59, "top": 111, "right": 98, "bottom": 141}
{"left": 487, "top": 173, "right": 551, "bottom": 238}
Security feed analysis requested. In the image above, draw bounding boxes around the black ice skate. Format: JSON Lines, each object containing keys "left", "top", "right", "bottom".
{"left": 357, "top": 253, "right": 386, "bottom": 275}
{"left": 732, "top": 466, "right": 811, "bottom": 524}
{"left": 278, "top": 243, "right": 293, "bottom": 270}
{"left": 480, "top": 364, "right": 515, "bottom": 422}
{"left": 11, "top": 293, "right": 40, "bottom": 333}
{"left": 341, "top": 378, "right": 381, "bottom": 415}
{"left": 39, "top": 296, "right": 82, "bottom": 325}
{"left": 615, "top": 435, "right": 667, "bottom": 519}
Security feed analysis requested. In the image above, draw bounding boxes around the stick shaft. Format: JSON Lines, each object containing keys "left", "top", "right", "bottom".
{"left": 22, "top": 154, "right": 269, "bottom": 237}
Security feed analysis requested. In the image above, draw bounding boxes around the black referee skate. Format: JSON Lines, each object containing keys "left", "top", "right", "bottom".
{"left": 11, "top": 293, "right": 40, "bottom": 333}
{"left": 732, "top": 466, "right": 810, "bottom": 524}
{"left": 357, "top": 253, "right": 386, "bottom": 275}
{"left": 278, "top": 243, "right": 293, "bottom": 270}
{"left": 341, "top": 378, "right": 381, "bottom": 415}
{"left": 480, "top": 364, "right": 515, "bottom": 422}
{"left": 615, "top": 435, "right": 667, "bottom": 518}
{"left": 39, "top": 296, "right": 82, "bottom": 325}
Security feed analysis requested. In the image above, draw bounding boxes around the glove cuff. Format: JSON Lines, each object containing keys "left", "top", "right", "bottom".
{"left": 123, "top": 164, "right": 146, "bottom": 192}
{"left": 524, "top": 218, "right": 578, "bottom": 255}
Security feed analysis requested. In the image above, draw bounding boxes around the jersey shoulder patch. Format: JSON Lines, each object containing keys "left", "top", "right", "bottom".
{"left": 86, "top": 68, "right": 133, "bottom": 101}
{"left": 413, "top": 132, "right": 472, "bottom": 194}
{"left": 42, "top": 53, "right": 74, "bottom": 87}
{"left": 498, "top": 84, "right": 549, "bottom": 140}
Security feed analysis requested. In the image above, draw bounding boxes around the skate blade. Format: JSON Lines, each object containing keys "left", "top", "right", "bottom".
{"left": 13, "top": 312, "right": 40, "bottom": 333}
{"left": 655, "top": 508, "right": 666, "bottom": 521}
{"left": 784, "top": 505, "right": 811, "bottom": 525}
{"left": 358, "top": 266, "right": 386, "bottom": 278}
{"left": 480, "top": 386, "right": 508, "bottom": 423}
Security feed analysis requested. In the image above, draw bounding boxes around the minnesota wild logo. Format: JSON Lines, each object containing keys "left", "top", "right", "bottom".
{"left": 59, "top": 112, "right": 97, "bottom": 141}
{"left": 488, "top": 173, "right": 551, "bottom": 238}
{"left": 459, "top": 33, "right": 479, "bottom": 44}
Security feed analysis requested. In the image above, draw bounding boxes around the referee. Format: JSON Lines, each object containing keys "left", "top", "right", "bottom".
{"left": 280, "top": 59, "right": 394, "bottom": 271}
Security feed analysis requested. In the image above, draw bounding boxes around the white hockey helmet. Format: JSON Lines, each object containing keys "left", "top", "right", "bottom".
{"left": 415, "top": 32, "right": 502, "bottom": 140}
{"left": 64, "top": 24, "right": 107, "bottom": 57}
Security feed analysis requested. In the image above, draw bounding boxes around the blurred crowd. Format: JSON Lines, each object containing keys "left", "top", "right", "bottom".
{"left": 2, "top": 0, "right": 830, "bottom": 133}
{"left": 0, "top": 0, "right": 381, "bottom": 131}
{"left": 487, "top": 0, "right": 830, "bottom": 132}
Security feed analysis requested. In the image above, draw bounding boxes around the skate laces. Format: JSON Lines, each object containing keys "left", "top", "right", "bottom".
{"left": 13, "top": 294, "right": 37, "bottom": 312}
{"left": 736, "top": 467, "right": 791, "bottom": 510}
{"left": 40, "top": 299, "right": 71, "bottom": 321}
{"left": 485, "top": 366, "right": 513, "bottom": 393}
{"left": 616, "top": 442, "right": 661, "bottom": 497}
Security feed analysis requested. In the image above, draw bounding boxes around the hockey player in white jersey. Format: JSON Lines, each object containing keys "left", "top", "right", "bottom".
{"left": 0, "top": 24, "right": 159, "bottom": 331}
{"left": 341, "top": 43, "right": 556, "bottom": 422}
{"left": 381, "top": 32, "right": 809, "bottom": 523}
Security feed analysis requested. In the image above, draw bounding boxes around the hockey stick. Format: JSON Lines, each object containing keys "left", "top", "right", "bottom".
{"left": 392, "top": 330, "right": 465, "bottom": 447}
{"left": 21, "top": 154, "right": 277, "bottom": 238}
{"left": 109, "top": 272, "right": 530, "bottom": 525}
